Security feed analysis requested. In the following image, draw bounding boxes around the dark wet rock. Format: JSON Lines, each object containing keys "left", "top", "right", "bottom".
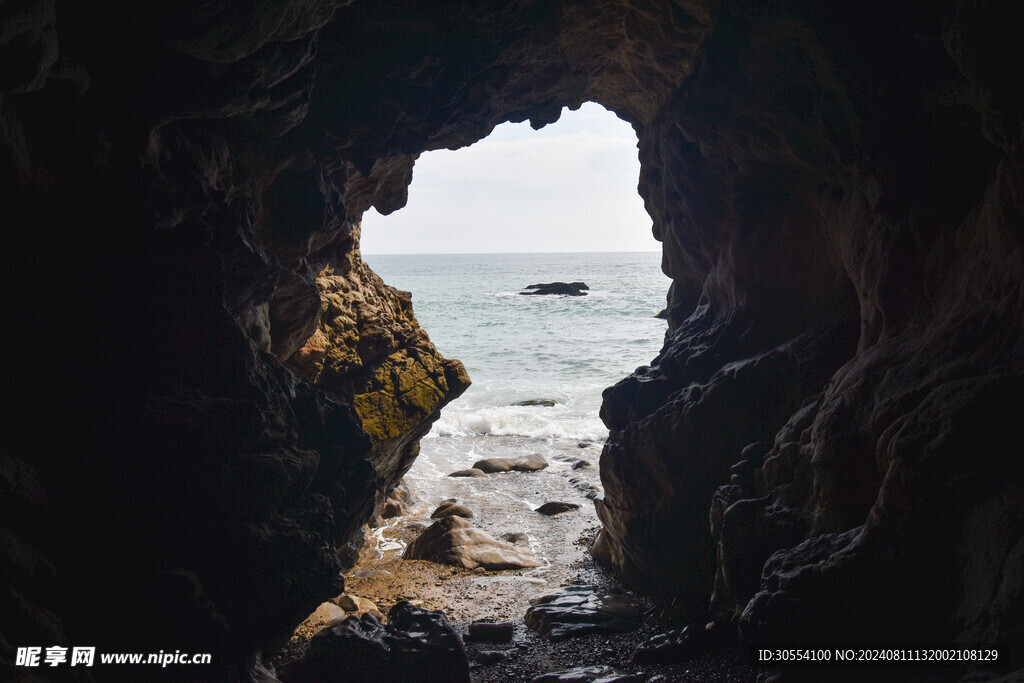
{"left": 569, "top": 477, "right": 601, "bottom": 500}
{"left": 520, "top": 282, "right": 589, "bottom": 296}
{"left": 403, "top": 515, "right": 541, "bottom": 570}
{"left": 448, "top": 468, "right": 487, "bottom": 478}
{"left": 473, "top": 454, "right": 549, "bottom": 473}
{"left": 529, "top": 665, "right": 643, "bottom": 683}
{"left": 654, "top": 308, "right": 668, "bottom": 319}
{"left": 283, "top": 602, "right": 469, "bottom": 682}
{"left": 524, "top": 585, "right": 643, "bottom": 641}
{"left": 515, "top": 398, "right": 557, "bottom": 407}
{"left": 572, "top": 460, "right": 590, "bottom": 470}
{"left": 467, "top": 621, "right": 515, "bottom": 643}
{"left": 630, "top": 624, "right": 707, "bottom": 664}
{"left": 536, "top": 502, "right": 581, "bottom": 516}
{"left": 431, "top": 501, "right": 474, "bottom": 520}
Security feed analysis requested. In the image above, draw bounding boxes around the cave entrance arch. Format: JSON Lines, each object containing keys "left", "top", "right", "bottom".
{"left": 325, "top": 103, "right": 670, "bottom": 625}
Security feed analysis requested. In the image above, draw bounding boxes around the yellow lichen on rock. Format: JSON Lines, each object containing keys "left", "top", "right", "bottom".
{"left": 286, "top": 223, "right": 470, "bottom": 515}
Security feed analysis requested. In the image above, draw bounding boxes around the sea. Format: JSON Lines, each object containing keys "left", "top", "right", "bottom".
{"left": 360, "top": 251, "right": 669, "bottom": 584}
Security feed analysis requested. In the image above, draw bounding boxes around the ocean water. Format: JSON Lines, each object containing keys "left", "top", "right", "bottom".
{"left": 364, "top": 251, "right": 669, "bottom": 440}
{"left": 361, "top": 251, "right": 669, "bottom": 578}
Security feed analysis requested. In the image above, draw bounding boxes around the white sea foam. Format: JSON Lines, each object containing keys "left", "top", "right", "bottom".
{"left": 430, "top": 406, "right": 608, "bottom": 441}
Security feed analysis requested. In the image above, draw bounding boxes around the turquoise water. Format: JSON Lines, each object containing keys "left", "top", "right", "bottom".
{"left": 363, "top": 251, "right": 670, "bottom": 442}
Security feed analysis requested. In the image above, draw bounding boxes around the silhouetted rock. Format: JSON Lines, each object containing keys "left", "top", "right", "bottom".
{"left": 515, "top": 398, "right": 557, "bottom": 407}
{"left": 283, "top": 603, "right": 469, "bottom": 682}
{"left": 520, "top": 282, "right": 589, "bottom": 296}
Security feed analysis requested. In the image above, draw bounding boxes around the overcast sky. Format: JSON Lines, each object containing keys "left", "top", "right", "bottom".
{"left": 360, "top": 103, "right": 659, "bottom": 255}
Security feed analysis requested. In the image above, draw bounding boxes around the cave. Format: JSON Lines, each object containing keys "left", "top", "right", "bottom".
{"left": 2, "top": 0, "right": 1023, "bottom": 680}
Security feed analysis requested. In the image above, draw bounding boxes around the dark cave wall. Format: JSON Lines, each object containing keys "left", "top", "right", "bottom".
{"left": 2, "top": 0, "right": 1023, "bottom": 678}
{"left": 597, "top": 0, "right": 1024, "bottom": 650}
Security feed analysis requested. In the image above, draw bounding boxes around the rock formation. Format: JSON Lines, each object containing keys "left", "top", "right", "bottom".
{"left": 2, "top": 0, "right": 1022, "bottom": 679}
{"left": 520, "top": 282, "right": 590, "bottom": 296}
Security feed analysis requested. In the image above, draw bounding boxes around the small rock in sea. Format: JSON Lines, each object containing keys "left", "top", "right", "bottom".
{"left": 569, "top": 477, "right": 600, "bottom": 499}
{"left": 535, "top": 502, "right": 581, "bottom": 515}
{"left": 449, "top": 468, "right": 487, "bottom": 477}
{"left": 474, "top": 650, "right": 509, "bottom": 666}
{"left": 577, "top": 442, "right": 590, "bottom": 448}
{"left": 529, "top": 665, "right": 643, "bottom": 682}
{"left": 467, "top": 621, "right": 515, "bottom": 643}
{"left": 473, "top": 453, "right": 548, "bottom": 473}
{"left": 431, "top": 501, "right": 474, "bottom": 519}
{"left": 515, "top": 398, "right": 557, "bottom": 407}
{"left": 519, "top": 281, "right": 589, "bottom": 296}
{"left": 571, "top": 460, "right": 590, "bottom": 470}
{"left": 654, "top": 308, "right": 668, "bottom": 319}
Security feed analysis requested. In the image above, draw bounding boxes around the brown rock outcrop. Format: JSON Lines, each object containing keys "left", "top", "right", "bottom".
{"left": 288, "top": 226, "right": 470, "bottom": 533}
{"left": 2, "top": 0, "right": 1023, "bottom": 678}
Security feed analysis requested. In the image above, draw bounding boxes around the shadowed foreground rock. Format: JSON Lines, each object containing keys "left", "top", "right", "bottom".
{"left": 525, "top": 586, "right": 643, "bottom": 642}
{"left": 282, "top": 602, "right": 469, "bottom": 683}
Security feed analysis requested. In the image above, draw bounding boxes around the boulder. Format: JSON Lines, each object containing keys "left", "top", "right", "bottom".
{"left": 472, "top": 454, "right": 548, "bottom": 473}
{"left": 284, "top": 603, "right": 470, "bottom": 682}
{"left": 403, "top": 516, "right": 541, "bottom": 570}
{"left": 524, "top": 586, "right": 642, "bottom": 641}
{"left": 431, "top": 501, "right": 474, "bottom": 519}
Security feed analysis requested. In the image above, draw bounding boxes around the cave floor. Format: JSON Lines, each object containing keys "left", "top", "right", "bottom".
{"left": 274, "top": 519, "right": 757, "bottom": 681}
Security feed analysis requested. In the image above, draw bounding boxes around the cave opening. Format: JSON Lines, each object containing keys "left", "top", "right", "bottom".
{"left": 302, "top": 103, "right": 672, "bottom": 627}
